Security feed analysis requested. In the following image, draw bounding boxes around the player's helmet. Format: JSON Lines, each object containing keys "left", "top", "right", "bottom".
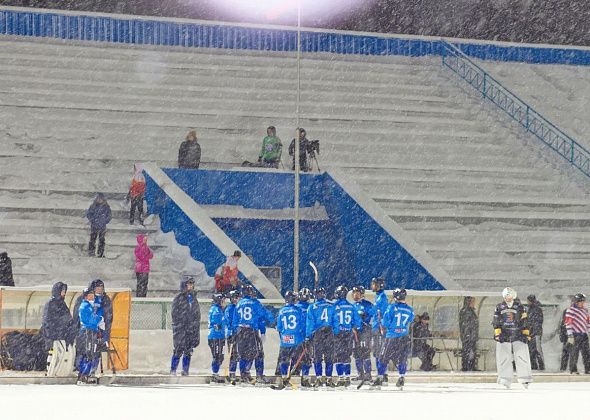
{"left": 334, "top": 285, "right": 349, "bottom": 300}
{"left": 299, "top": 288, "right": 312, "bottom": 302}
{"left": 502, "top": 287, "right": 517, "bottom": 301}
{"left": 243, "top": 284, "right": 256, "bottom": 298}
{"left": 574, "top": 293, "right": 587, "bottom": 302}
{"left": 228, "top": 290, "right": 241, "bottom": 302}
{"left": 285, "top": 291, "right": 298, "bottom": 304}
{"left": 212, "top": 293, "right": 225, "bottom": 305}
{"left": 314, "top": 287, "right": 327, "bottom": 300}
{"left": 393, "top": 288, "right": 407, "bottom": 301}
{"left": 352, "top": 286, "right": 365, "bottom": 295}
{"left": 371, "top": 277, "right": 385, "bottom": 292}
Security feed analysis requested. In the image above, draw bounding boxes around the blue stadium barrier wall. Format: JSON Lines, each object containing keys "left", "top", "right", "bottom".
{"left": 144, "top": 169, "right": 445, "bottom": 295}
{"left": 1, "top": 7, "right": 590, "bottom": 65}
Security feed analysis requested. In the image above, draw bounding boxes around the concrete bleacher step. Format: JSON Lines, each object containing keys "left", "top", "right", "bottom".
{"left": 1, "top": 35, "right": 589, "bottom": 294}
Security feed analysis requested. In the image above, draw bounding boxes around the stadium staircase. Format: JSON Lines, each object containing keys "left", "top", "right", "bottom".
{"left": 1, "top": 34, "right": 589, "bottom": 295}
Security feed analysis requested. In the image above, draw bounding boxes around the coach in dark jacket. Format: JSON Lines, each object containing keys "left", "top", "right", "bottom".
{"left": 86, "top": 193, "right": 112, "bottom": 258}
{"left": 41, "top": 282, "right": 77, "bottom": 350}
{"left": 0, "top": 251, "right": 14, "bottom": 286}
{"left": 178, "top": 130, "right": 201, "bottom": 169}
{"left": 412, "top": 313, "right": 436, "bottom": 371}
{"left": 170, "top": 276, "right": 201, "bottom": 376}
{"left": 459, "top": 296, "right": 479, "bottom": 371}
{"left": 526, "top": 294, "right": 545, "bottom": 370}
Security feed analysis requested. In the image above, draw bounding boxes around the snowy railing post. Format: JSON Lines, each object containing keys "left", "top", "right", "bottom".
{"left": 440, "top": 39, "right": 590, "bottom": 180}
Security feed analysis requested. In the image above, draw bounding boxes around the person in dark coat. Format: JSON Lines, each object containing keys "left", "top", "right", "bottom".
{"left": 459, "top": 296, "right": 479, "bottom": 371}
{"left": 411, "top": 312, "right": 436, "bottom": 371}
{"left": 171, "top": 276, "right": 201, "bottom": 375}
{"left": 0, "top": 251, "right": 14, "bottom": 286}
{"left": 40, "top": 282, "right": 77, "bottom": 351}
{"left": 178, "top": 130, "right": 201, "bottom": 169}
{"left": 72, "top": 279, "right": 113, "bottom": 372}
{"left": 288, "top": 128, "right": 311, "bottom": 172}
{"left": 86, "top": 193, "right": 112, "bottom": 258}
{"left": 526, "top": 294, "right": 545, "bottom": 370}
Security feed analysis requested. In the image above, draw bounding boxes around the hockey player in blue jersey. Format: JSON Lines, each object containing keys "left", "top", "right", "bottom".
{"left": 232, "top": 284, "right": 267, "bottom": 384}
{"left": 371, "top": 288, "right": 415, "bottom": 389}
{"left": 275, "top": 291, "right": 306, "bottom": 390}
{"left": 224, "top": 290, "right": 241, "bottom": 381}
{"left": 253, "top": 293, "right": 275, "bottom": 384}
{"left": 352, "top": 285, "right": 374, "bottom": 381}
{"left": 371, "top": 277, "right": 389, "bottom": 383}
{"left": 306, "top": 287, "right": 336, "bottom": 387}
{"left": 332, "top": 285, "right": 362, "bottom": 387}
{"left": 295, "top": 288, "right": 313, "bottom": 387}
{"left": 208, "top": 293, "right": 226, "bottom": 383}
{"left": 77, "top": 287, "right": 104, "bottom": 385}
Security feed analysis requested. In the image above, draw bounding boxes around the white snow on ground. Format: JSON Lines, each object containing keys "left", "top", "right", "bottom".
{"left": 1, "top": 382, "right": 588, "bottom": 420}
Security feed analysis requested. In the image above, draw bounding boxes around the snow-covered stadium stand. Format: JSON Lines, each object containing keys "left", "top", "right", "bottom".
{"left": 1, "top": 12, "right": 589, "bottom": 295}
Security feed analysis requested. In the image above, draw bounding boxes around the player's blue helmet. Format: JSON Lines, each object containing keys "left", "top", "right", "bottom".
{"left": 285, "top": 291, "right": 298, "bottom": 304}
{"left": 314, "top": 287, "right": 327, "bottom": 300}
{"left": 371, "top": 277, "right": 385, "bottom": 292}
{"left": 393, "top": 288, "right": 407, "bottom": 301}
{"left": 334, "top": 285, "right": 349, "bottom": 300}
{"left": 299, "top": 288, "right": 312, "bottom": 302}
{"left": 352, "top": 286, "right": 365, "bottom": 295}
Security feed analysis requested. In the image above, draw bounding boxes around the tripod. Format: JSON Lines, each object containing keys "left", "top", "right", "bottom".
{"left": 307, "top": 151, "right": 321, "bottom": 173}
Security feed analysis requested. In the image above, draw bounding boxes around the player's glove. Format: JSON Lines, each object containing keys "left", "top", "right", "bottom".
{"left": 494, "top": 328, "right": 501, "bottom": 342}
{"left": 568, "top": 336, "right": 575, "bottom": 345}
{"left": 98, "top": 317, "right": 106, "bottom": 331}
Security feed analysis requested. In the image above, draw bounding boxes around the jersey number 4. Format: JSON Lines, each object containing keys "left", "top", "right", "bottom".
{"left": 320, "top": 308, "right": 329, "bottom": 322}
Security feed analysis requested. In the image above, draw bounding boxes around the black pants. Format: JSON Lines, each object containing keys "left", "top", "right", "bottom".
{"left": 461, "top": 340, "right": 477, "bottom": 371}
{"left": 379, "top": 336, "right": 411, "bottom": 367}
{"left": 528, "top": 335, "right": 545, "bottom": 370}
{"left": 353, "top": 328, "right": 372, "bottom": 361}
{"left": 135, "top": 272, "right": 149, "bottom": 297}
{"left": 570, "top": 334, "right": 590, "bottom": 373}
{"left": 334, "top": 331, "right": 354, "bottom": 364}
{"left": 130, "top": 195, "right": 144, "bottom": 224}
{"left": 236, "top": 327, "right": 259, "bottom": 361}
{"left": 278, "top": 345, "right": 304, "bottom": 366}
{"left": 208, "top": 338, "right": 225, "bottom": 365}
{"left": 561, "top": 343, "right": 571, "bottom": 371}
{"left": 88, "top": 228, "right": 105, "bottom": 257}
{"left": 371, "top": 330, "right": 384, "bottom": 359}
{"left": 414, "top": 344, "right": 436, "bottom": 371}
{"left": 312, "top": 326, "right": 334, "bottom": 364}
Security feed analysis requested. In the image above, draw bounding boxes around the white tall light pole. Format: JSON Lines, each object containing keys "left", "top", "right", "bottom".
{"left": 293, "top": 0, "right": 302, "bottom": 293}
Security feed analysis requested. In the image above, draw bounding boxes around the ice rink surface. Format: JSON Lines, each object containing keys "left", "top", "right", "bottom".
{"left": 2, "top": 381, "right": 587, "bottom": 420}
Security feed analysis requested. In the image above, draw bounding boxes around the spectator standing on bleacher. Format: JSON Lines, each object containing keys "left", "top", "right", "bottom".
{"left": 258, "top": 126, "right": 282, "bottom": 168}
{"left": 134, "top": 234, "right": 154, "bottom": 298}
{"left": 289, "top": 128, "right": 311, "bottom": 172}
{"left": 127, "top": 163, "right": 146, "bottom": 225}
{"left": 214, "top": 250, "right": 242, "bottom": 294}
{"left": 459, "top": 296, "right": 479, "bottom": 371}
{"left": 178, "top": 130, "right": 201, "bottom": 169}
{"left": 0, "top": 251, "right": 14, "bottom": 286}
{"left": 411, "top": 312, "right": 436, "bottom": 371}
{"left": 86, "top": 193, "right": 112, "bottom": 258}
{"left": 526, "top": 294, "right": 545, "bottom": 370}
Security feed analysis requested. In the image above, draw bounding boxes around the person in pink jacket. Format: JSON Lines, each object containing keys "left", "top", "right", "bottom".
{"left": 135, "top": 234, "right": 154, "bottom": 297}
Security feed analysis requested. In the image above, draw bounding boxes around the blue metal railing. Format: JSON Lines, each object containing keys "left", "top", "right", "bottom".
{"left": 441, "top": 40, "right": 590, "bottom": 178}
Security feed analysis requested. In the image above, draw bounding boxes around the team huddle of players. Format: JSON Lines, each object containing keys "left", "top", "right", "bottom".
{"left": 207, "top": 277, "right": 414, "bottom": 389}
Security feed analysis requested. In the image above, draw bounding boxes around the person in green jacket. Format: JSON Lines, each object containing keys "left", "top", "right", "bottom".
{"left": 258, "top": 126, "right": 282, "bottom": 168}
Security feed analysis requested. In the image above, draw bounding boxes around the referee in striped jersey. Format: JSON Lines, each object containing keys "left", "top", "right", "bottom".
{"left": 564, "top": 293, "right": 590, "bottom": 374}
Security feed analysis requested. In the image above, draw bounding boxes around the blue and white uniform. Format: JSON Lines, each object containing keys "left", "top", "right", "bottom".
{"left": 306, "top": 298, "right": 335, "bottom": 378}
{"left": 377, "top": 301, "right": 415, "bottom": 378}
{"left": 332, "top": 299, "right": 362, "bottom": 379}
{"left": 208, "top": 303, "right": 226, "bottom": 374}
